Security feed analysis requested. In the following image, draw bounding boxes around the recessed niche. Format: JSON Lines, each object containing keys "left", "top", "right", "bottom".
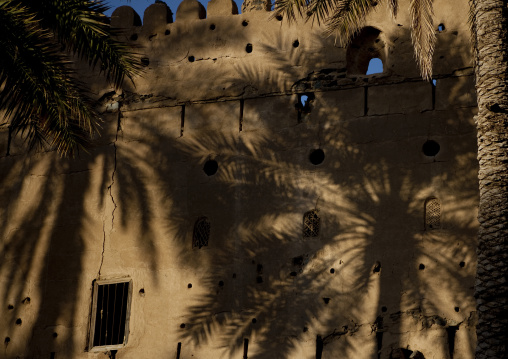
{"left": 188, "top": 56, "right": 195, "bottom": 62}
{"left": 381, "top": 306, "right": 387, "bottom": 312}
{"left": 246, "top": 43, "right": 253, "bottom": 53}
{"left": 293, "top": 40, "right": 299, "bottom": 48}
{"left": 347, "top": 27, "right": 385, "bottom": 75}
{"left": 419, "top": 264, "right": 425, "bottom": 270}
{"left": 290, "top": 271, "right": 297, "bottom": 276}
{"left": 180, "top": 323, "right": 186, "bottom": 328}
{"left": 52, "top": 332, "right": 58, "bottom": 338}
{"left": 252, "top": 318, "right": 257, "bottom": 324}
{"left": 203, "top": 159, "right": 218, "bottom": 176}
{"left": 15, "top": 318, "right": 21, "bottom": 325}
{"left": 309, "top": 149, "right": 325, "bottom": 165}
{"left": 242, "top": 20, "right": 248, "bottom": 26}
{"left": 210, "top": 24, "right": 216, "bottom": 30}
{"left": 454, "top": 306, "right": 460, "bottom": 312}
{"left": 323, "top": 297, "right": 330, "bottom": 304}
{"left": 165, "top": 29, "right": 170, "bottom": 35}
{"left": 188, "top": 283, "right": 192, "bottom": 288}
{"left": 256, "top": 276, "right": 263, "bottom": 283}
{"left": 330, "top": 268, "right": 335, "bottom": 274}
{"left": 422, "top": 140, "right": 440, "bottom": 156}
{"left": 276, "top": 14, "right": 283, "bottom": 21}
{"left": 459, "top": 261, "right": 465, "bottom": 268}
{"left": 4, "top": 337, "right": 10, "bottom": 344}
{"left": 139, "top": 288, "right": 145, "bottom": 296}
{"left": 7, "top": 304, "right": 13, "bottom": 310}
{"left": 373, "top": 261, "right": 381, "bottom": 273}
{"left": 130, "top": 34, "right": 138, "bottom": 41}
{"left": 218, "top": 280, "right": 224, "bottom": 287}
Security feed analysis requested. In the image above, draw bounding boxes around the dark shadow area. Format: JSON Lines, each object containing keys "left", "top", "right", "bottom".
{"left": 0, "top": 7, "right": 478, "bottom": 359}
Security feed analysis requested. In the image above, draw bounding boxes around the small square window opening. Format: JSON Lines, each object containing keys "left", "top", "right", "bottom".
{"left": 89, "top": 279, "right": 133, "bottom": 352}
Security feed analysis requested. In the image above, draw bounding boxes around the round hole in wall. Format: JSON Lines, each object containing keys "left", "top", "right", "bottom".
{"left": 203, "top": 159, "right": 218, "bottom": 176}
{"left": 188, "top": 56, "right": 195, "bottom": 62}
{"left": 303, "top": 326, "right": 308, "bottom": 332}
{"left": 330, "top": 268, "right": 335, "bottom": 274}
{"left": 210, "top": 24, "right": 216, "bottom": 30}
{"left": 454, "top": 306, "right": 460, "bottom": 312}
{"left": 381, "top": 306, "right": 387, "bottom": 312}
{"left": 140, "top": 57, "right": 149, "bottom": 67}
{"left": 256, "top": 276, "right": 263, "bottom": 283}
{"left": 252, "top": 318, "right": 257, "bottom": 324}
{"left": 459, "top": 261, "right": 465, "bottom": 268}
{"left": 218, "top": 280, "right": 224, "bottom": 287}
{"left": 7, "top": 305, "right": 13, "bottom": 310}
{"left": 4, "top": 337, "right": 10, "bottom": 344}
{"left": 293, "top": 40, "right": 299, "bottom": 48}
{"left": 188, "top": 283, "right": 192, "bottom": 288}
{"left": 22, "top": 297, "right": 30, "bottom": 304}
{"left": 309, "top": 149, "right": 325, "bottom": 165}
{"left": 242, "top": 20, "right": 248, "bottom": 26}
{"left": 245, "top": 43, "right": 253, "bottom": 53}
{"left": 165, "top": 29, "right": 170, "bottom": 35}
{"left": 419, "top": 263, "right": 425, "bottom": 270}
{"left": 323, "top": 298, "right": 330, "bottom": 304}
{"left": 276, "top": 14, "right": 283, "bottom": 21}
{"left": 438, "top": 23, "right": 445, "bottom": 32}
{"left": 180, "top": 323, "right": 186, "bottom": 328}
{"left": 422, "top": 140, "right": 440, "bottom": 156}
{"left": 15, "top": 318, "right": 21, "bottom": 325}
{"left": 139, "top": 288, "right": 145, "bottom": 295}
{"left": 52, "top": 332, "right": 58, "bottom": 338}
{"left": 130, "top": 34, "right": 138, "bottom": 41}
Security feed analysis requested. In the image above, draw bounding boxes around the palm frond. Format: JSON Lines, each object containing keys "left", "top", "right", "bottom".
{"left": 273, "top": 0, "right": 310, "bottom": 23}
{"left": 324, "top": 0, "right": 378, "bottom": 45}
{"left": 0, "top": 0, "right": 101, "bottom": 156}
{"left": 19, "top": 0, "right": 142, "bottom": 88}
{"left": 410, "top": 0, "right": 435, "bottom": 80}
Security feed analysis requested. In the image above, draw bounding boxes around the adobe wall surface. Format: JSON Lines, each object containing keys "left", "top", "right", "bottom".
{"left": 0, "top": 0, "right": 479, "bottom": 358}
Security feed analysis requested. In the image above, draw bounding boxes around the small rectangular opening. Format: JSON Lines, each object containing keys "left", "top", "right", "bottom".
{"left": 89, "top": 278, "right": 133, "bottom": 352}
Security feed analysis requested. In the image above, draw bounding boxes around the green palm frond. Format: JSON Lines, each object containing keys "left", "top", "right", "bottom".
{"left": 410, "top": 0, "right": 435, "bottom": 80}
{"left": 277, "top": 0, "right": 436, "bottom": 80}
{"left": 323, "top": 0, "right": 379, "bottom": 43}
{"left": 0, "top": 0, "right": 141, "bottom": 156}
{"left": 21, "top": 0, "right": 142, "bottom": 87}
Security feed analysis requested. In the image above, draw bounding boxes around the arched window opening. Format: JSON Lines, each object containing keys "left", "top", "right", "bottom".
{"left": 366, "top": 58, "right": 383, "bottom": 75}
{"left": 425, "top": 198, "right": 441, "bottom": 230}
{"left": 303, "top": 210, "right": 320, "bottom": 237}
{"left": 346, "top": 26, "right": 385, "bottom": 76}
{"left": 193, "top": 217, "right": 210, "bottom": 248}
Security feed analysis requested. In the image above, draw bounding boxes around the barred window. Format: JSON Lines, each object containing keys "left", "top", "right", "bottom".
{"left": 193, "top": 217, "right": 210, "bottom": 248}
{"left": 303, "top": 210, "right": 320, "bottom": 237}
{"left": 89, "top": 279, "right": 132, "bottom": 351}
{"left": 425, "top": 198, "right": 441, "bottom": 229}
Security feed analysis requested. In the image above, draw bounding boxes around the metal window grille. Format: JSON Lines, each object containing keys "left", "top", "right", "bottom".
{"left": 425, "top": 198, "right": 441, "bottom": 229}
{"left": 303, "top": 210, "right": 320, "bottom": 237}
{"left": 89, "top": 279, "right": 132, "bottom": 351}
{"left": 193, "top": 217, "right": 210, "bottom": 248}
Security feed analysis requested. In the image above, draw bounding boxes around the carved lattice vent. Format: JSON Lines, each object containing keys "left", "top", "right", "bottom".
{"left": 303, "top": 210, "right": 320, "bottom": 237}
{"left": 193, "top": 217, "right": 210, "bottom": 248}
{"left": 425, "top": 198, "right": 441, "bottom": 229}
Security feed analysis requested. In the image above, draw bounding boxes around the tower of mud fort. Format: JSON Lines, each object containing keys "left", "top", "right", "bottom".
{"left": 0, "top": 0, "right": 479, "bottom": 358}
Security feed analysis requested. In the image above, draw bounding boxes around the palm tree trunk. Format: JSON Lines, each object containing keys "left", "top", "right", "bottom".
{"left": 473, "top": 0, "right": 508, "bottom": 357}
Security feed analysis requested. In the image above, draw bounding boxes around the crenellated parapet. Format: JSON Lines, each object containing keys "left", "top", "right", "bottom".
{"left": 107, "top": 0, "right": 473, "bottom": 110}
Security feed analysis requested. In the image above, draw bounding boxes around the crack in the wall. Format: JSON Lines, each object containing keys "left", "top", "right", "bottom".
{"left": 98, "top": 107, "right": 121, "bottom": 278}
